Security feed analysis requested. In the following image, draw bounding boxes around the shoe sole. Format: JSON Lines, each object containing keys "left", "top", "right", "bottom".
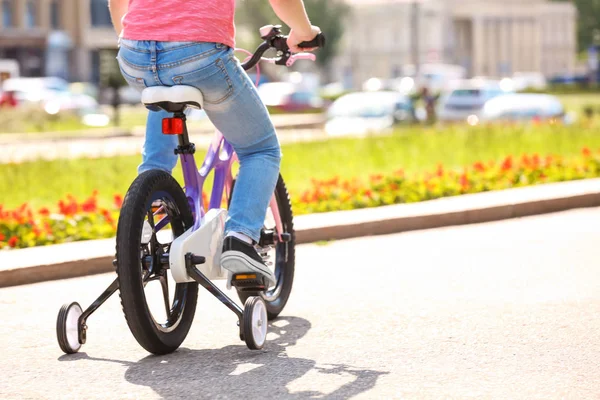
{"left": 221, "top": 251, "right": 276, "bottom": 285}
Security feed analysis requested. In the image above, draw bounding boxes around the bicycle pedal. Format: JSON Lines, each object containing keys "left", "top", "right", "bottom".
{"left": 231, "top": 273, "right": 267, "bottom": 291}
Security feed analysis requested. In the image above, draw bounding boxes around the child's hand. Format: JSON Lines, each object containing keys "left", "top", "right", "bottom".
{"left": 287, "top": 26, "right": 322, "bottom": 53}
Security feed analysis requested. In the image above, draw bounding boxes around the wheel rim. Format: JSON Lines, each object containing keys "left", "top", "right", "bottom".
{"left": 139, "top": 193, "right": 190, "bottom": 333}
{"left": 65, "top": 304, "right": 82, "bottom": 351}
{"left": 251, "top": 299, "right": 268, "bottom": 347}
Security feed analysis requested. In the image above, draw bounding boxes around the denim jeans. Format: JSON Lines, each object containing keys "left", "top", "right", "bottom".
{"left": 117, "top": 39, "right": 281, "bottom": 243}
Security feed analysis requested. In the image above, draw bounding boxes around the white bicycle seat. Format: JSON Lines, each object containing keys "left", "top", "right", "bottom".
{"left": 142, "top": 86, "right": 204, "bottom": 112}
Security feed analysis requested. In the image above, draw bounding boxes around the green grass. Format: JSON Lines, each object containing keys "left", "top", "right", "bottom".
{"left": 2, "top": 123, "right": 600, "bottom": 210}
{"left": 557, "top": 93, "right": 600, "bottom": 116}
{"left": 0, "top": 105, "right": 150, "bottom": 135}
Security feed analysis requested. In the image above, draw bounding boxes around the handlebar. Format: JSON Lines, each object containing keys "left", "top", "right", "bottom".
{"left": 241, "top": 25, "right": 326, "bottom": 71}
{"left": 298, "top": 33, "right": 327, "bottom": 50}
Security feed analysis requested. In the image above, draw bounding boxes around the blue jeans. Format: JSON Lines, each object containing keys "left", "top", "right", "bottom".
{"left": 117, "top": 40, "right": 281, "bottom": 243}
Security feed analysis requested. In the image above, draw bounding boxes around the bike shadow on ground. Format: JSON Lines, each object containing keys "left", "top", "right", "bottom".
{"left": 59, "top": 316, "right": 387, "bottom": 399}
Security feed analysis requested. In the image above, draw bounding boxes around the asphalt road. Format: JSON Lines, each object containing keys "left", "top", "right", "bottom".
{"left": 1, "top": 208, "right": 600, "bottom": 399}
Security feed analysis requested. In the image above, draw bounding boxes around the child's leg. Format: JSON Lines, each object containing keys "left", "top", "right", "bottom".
{"left": 140, "top": 109, "right": 179, "bottom": 174}
{"left": 200, "top": 51, "right": 282, "bottom": 243}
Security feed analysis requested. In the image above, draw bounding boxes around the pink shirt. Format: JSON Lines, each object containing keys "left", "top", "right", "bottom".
{"left": 122, "top": 0, "right": 236, "bottom": 48}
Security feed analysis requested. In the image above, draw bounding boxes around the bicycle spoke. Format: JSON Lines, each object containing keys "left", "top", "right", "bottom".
{"left": 147, "top": 210, "right": 155, "bottom": 229}
{"left": 142, "top": 270, "right": 152, "bottom": 287}
{"left": 159, "top": 275, "right": 170, "bottom": 316}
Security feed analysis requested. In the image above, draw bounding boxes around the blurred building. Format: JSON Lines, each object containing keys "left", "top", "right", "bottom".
{"left": 334, "top": 0, "right": 577, "bottom": 88}
{"left": 0, "top": 0, "right": 117, "bottom": 81}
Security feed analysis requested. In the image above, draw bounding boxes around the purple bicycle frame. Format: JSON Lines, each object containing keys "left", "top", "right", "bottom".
{"left": 153, "top": 46, "right": 302, "bottom": 239}
{"left": 161, "top": 129, "right": 285, "bottom": 241}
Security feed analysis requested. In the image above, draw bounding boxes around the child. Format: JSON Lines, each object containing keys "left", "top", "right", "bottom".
{"left": 109, "top": 0, "right": 321, "bottom": 284}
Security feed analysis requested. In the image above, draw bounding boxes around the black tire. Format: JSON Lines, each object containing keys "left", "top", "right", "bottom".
{"left": 56, "top": 302, "right": 83, "bottom": 354}
{"left": 243, "top": 296, "right": 268, "bottom": 350}
{"left": 116, "top": 170, "right": 198, "bottom": 355}
{"left": 233, "top": 174, "right": 296, "bottom": 320}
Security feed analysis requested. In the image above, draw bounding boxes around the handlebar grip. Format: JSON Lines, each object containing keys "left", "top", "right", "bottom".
{"left": 298, "top": 33, "right": 326, "bottom": 49}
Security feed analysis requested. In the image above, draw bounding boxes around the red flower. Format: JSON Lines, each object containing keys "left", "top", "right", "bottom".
{"left": 582, "top": 147, "right": 592, "bottom": 157}
{"left": 0, "top": 233, "right": 5, "bottom": 241}
{"left": 58, "top": 198, "right": 77, "bottom": 216}
{"left": 113, "top": 194, "right": 123, "bottom": 209}
{"left": 82, "top": 196, "right": 98, "bottom": 213}
{"left": 460, "top": 173, "right": 469, "bottom": 190}
{"left": 44, "top": 222, "right": 53, "bottom": 235}
{"left": 7, "top": 236, "right": 18, "bottom": 248}
{"left": 364, "top": 190, "right": 373, "bottom": 199}
{"left": 389, "top": 183, "right": 399, "bottom": 191}
{"left": 101, "top": 208, "right": 113, "bottom": 221}
{"left": 436, "top": 164, "right": 444, "bottom": 177}
{"left": 473, "top": 162, "right": 485, "bottom": 173}
{"left": 38, "top": 207, "right": 50, "bottom": 216}
{"left": 370, "top": 174, "right": 384, "bottom": 182}
{"left": 501, "top": 156, "right": 513, "bottom": 172}
{"left": 32, "top": 227, "right": 42, "bottom": 237}
{"left": 301, "top": 191, "right": 311, "bottom": 204}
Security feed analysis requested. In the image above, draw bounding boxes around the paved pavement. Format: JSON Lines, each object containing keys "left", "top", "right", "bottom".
{"left": 0, "top": 114, "right": 330, "bottom": 164}
{"left": 0, "top": 128, "right": 335, "bottom": 164}
{"left": 1, "top": 208, "right": 600, "bottom": 399}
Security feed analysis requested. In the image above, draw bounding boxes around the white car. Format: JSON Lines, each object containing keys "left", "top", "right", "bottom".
{"left": 481, "top": 93, "right": 571, "bottom": 124}
{"left": 2, "top": 77, "right": 98, "bottom": 114}
{"left": 325, "top": 91, "right": 414, "bottom": 136}
{"left": 438, "top": 79, "right": 509, "bottom": 122}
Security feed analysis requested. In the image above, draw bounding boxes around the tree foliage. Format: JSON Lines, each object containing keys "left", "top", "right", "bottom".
{"left": 553, "top": 0, "right": 600, "bottom": 51}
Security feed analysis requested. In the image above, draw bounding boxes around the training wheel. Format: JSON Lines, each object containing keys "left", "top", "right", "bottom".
{"left": 243, "top": 296, "right": 268, "bottom": 350}
{"left": 56, "top": 302, "right": 83, "bottom": 354}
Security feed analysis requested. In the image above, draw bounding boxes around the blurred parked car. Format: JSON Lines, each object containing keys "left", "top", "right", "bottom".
{"left": 325, "top": 91, "right": 415, "bottom": 136}
{"left": 480, "top": 93, "right": 572, "bottom": 124}
{"left": 438, "top": 79, "right": 509, "bottom": 122}
{"left": 2, "top": 77, "right": 98, "bottom": 114}
{"left": 258, "top": 82, "right": 323, "bottom": 113}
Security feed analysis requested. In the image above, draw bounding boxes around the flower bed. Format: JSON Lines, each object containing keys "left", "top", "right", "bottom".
{"left": 0, "top": 192, "right": 121, "bottom": 249}
{"left": 292, "top": 148, "right": 600, "bottom": 215}
{"left": 1, "top": 148, "right": 599, "bottom": 249}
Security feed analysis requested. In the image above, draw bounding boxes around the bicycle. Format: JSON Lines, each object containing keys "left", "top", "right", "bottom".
{"left": 56, "top": 25, "right": 325, "bottom": 355}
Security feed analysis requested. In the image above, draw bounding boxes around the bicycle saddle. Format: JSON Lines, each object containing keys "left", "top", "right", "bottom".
{"left": 142, "top": 86, "right": 204, "bottom": 113}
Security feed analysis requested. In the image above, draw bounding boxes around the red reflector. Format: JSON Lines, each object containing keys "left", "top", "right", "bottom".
{"left": 162, "top": 118, "right": 184, "bottom": 135}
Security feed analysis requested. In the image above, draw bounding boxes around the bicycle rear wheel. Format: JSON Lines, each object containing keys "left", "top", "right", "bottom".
{"left": 232, "top": 174, "right": 296, "bottom": 320}
{"left": 116, "top": 170, "right": 198, "bottom": 355}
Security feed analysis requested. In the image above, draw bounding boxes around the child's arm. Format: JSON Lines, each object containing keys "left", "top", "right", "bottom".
{"left": 109, "top": 0, "right": 129, "bottom": 36}
{"left": 268, "top": 0, "right": 321, "bottom": 52}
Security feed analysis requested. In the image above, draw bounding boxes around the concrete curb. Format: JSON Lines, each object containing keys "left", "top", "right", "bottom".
{"left": 2, "top": 178, "right": 600, "bottom": 288}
